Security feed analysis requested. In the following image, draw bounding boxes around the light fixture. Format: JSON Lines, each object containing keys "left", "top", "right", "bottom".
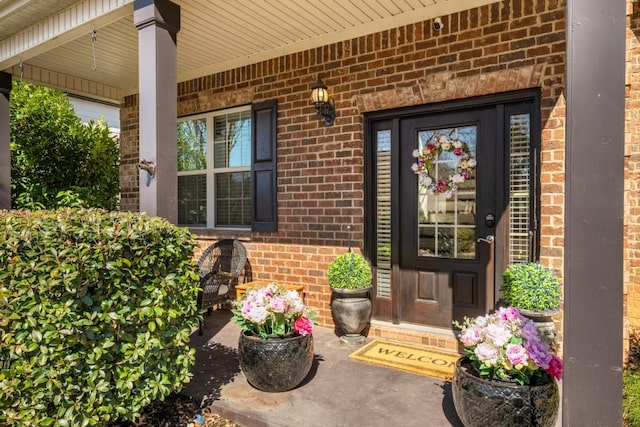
{"left": 311, "top": 76, "right": 335, "bottom": 126}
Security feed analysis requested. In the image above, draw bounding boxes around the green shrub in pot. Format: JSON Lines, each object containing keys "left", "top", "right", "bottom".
{"left": 501, "top": 262, "right": 561, "bottom": 312}
{"left": 327, "top": 252, "right": 372, "bottom": 290}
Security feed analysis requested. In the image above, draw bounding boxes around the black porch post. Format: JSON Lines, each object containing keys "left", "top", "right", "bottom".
{"left": 133, "top": 0, "right": 180, "bottom": 223}
{"left": 0, "top": 72, "right": 11, "bottom": 210}
{"left": 565, "top": 0, "right": 625, "bottom": 425}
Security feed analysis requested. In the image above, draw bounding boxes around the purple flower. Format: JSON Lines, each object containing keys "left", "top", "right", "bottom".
{"left": 526, "top": 339, "right": 552, "bottom": 370}
{"left": 520, "top": 317, "right": 540, "bottom": 341}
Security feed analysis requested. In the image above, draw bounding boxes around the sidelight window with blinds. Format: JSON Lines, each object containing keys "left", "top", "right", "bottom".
{"left": 508, "top": 113, "right": 533, "bottom": 263}
{"left": 177, "top": 106, "right": 252, "bottom": 228}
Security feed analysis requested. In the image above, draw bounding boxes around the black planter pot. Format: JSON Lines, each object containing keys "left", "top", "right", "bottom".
{"left": 452, "top": 358, "right": 559, "bottom": 427}
{"left": 330, "top": 286, "right": 373, "bottom": 344}
{"left": 238, "top": 331, "right": 314, "bottom": 392}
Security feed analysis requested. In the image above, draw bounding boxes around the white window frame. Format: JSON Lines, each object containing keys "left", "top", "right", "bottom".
{"left": 177, "top": 105, "right": 252, "bottom": 230}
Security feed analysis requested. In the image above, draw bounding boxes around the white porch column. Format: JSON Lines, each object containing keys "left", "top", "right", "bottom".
{"left": 0, "top": 72, "right": 11, "bottom": 210}
{"left": 133, "top": 0, "right": 180, "bottom": 222}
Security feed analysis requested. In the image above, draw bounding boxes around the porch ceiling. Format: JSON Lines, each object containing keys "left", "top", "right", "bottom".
{"left": 0, "top": 0, "right": 499, "bottom": 102}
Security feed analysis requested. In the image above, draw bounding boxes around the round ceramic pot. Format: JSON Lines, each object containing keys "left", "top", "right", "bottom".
{"left": 330, "top": 286, "right": 373, "bottom": 344}
{"left": 452, "top": 358, "right": 559, "bottom": 427}
{"left": 238, "top": 331, "right": 314, "bottom": 392}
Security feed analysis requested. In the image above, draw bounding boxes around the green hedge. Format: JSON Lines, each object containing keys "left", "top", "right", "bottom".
{"left": 0, "top": 209, "right": 201, "bottom": 426}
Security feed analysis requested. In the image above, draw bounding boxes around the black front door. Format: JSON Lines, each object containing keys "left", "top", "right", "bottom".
{"left": 396, "top": 108, "right": 497, "bottom": 327}
{"left": 366, "top": 93, "right": 540, "bottom": 329}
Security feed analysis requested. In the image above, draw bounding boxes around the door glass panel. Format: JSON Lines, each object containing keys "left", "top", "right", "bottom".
{"left": 509, "top": 114, "right": 531, "bottom": 263}
{"left": 376, "top": 130, "right": 392, "bottom": 298}
{"left": 417, "top": 126, "right": 477, "bottom": 259}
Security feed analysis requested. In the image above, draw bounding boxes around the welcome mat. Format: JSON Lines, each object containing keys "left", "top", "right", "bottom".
{"left": 349, "top": 339, "right": 459, "bottom": 380}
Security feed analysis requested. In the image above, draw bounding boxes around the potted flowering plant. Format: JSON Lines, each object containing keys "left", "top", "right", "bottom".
{"left": 231, "top": 283, "right": 315, "bottom": 392}
{"left": 452, "top": 306, "right": 562, "bottom": 427}
{"left": 231, "top": 282, "right": 314, "bottom": 339}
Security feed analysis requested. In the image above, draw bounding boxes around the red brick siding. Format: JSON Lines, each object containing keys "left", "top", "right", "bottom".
{"left": 626, "top": 0, "right": 640, "bottom": 357}
{"left": 119, "top": 0, "right": 567, "bottom": 333}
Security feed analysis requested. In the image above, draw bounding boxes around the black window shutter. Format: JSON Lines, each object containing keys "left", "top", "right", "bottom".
{"left": 251, "top": 99, "right": 277, "bottom": 232}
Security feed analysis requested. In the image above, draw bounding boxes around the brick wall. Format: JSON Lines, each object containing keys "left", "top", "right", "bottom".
{"left": 626, "top": 1, "right": 640, "bottom": 345}
{"left": 120, "top": 94, "right": 139, "bottom": 213}
{"left": 119, "top": 0, "right": 567, "bottom": 329}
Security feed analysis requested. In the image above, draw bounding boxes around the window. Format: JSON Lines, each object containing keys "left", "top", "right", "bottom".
{"left": 177, "top": 100, "right": 278, "bottom": 231}
{"left": 508, "top": 113, "right": 532, "bottom": 263}
{"left": 177, "top": 107, "right": 251, "bottom": 228}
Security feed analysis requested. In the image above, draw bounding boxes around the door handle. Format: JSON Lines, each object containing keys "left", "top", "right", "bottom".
{"left": 477, "top": 235, "right": 494, "bottom": 244}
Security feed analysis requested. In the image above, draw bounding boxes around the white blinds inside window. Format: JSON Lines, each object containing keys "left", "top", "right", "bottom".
{"left": 376, "top": 130, "right": 392, "bottom": 298}
{"left": 213, "top": 110, "right": 252, "bottom": 227}
{"left": 509, "top": 114, "right": 531, "bottom": 263}
{"left": 178, "top": 174, "right": 207, "bottom": 226}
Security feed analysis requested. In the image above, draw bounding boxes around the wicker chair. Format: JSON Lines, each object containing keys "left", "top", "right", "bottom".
{"left": 196, "top": 239, "right": 248, "bottom": 334}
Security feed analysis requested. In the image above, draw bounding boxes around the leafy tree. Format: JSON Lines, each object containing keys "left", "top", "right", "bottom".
{"left": 10, "top": 82, "right": 119, "bottom": 210}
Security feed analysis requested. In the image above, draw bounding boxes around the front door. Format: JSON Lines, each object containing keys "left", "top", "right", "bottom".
{"left": 397, "top": 108, "right": 497, "bottom": 327}
{"left": 366, "top": 94, "right": 538, "bottom": 329}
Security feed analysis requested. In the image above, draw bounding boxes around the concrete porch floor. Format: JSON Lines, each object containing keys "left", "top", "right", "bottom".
{"left": 181, "top": 309, "right": 464, "bottom": 427}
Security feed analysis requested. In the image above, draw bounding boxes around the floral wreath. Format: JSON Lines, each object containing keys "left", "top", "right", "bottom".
{"left": 411, "top": 134, "right": 476, "bottom": 198}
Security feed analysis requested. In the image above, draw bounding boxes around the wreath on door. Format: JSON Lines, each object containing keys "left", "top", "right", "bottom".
{"left": 411, "top": 135, "right": 476, "bottom": 198}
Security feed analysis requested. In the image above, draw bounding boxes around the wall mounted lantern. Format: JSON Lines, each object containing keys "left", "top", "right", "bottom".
{"left": 311, "top": 76, "right": 335, "bottom": 126}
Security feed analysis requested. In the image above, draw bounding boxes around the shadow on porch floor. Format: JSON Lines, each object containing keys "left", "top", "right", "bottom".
{"left": 181, "top": 310, "right": 464, "bottom": 427}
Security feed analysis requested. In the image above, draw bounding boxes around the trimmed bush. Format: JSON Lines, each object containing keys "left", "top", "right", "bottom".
{"left": 10, "top": 82, "right": 120, "bottom": 210}
{"left": 501, "top": 262, "right": 561, "bottom": 312}
{"left": 0, "top": 209, "right": 200, "bottom": 426}
{"left": 327, "top": 252, "right": 373, "bottom": 290}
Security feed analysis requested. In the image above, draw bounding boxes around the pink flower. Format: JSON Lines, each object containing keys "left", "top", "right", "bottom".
{"left": 498, "top": 306, "right": 520, "bottom": 322}
{"left": 474, "top": 316, "right": 488, "bottom": 327}
{"left": 426, "top": 143, "right": 437, "bottom": 152}
{"left": 459, "top": 326, "right": 483, "bottom": 347}
{"left": 285, "top": 290, "right": 305, "bottom": 313}
{"left": 453, "top": 147, "right": 463, "bottom": 156}
{"left": 485, "top": 322, "right": 512, "bottom": 347}
{"left": 453, "top": 305, "right": 562, "bottom": 384}
{"left": 242, "top": 302, "right": 268, "bottom": 324}
{"left": 547, "top": 354, "right": 563, "bottom": 380}
{"left": 269, "top": 296, "right": 286, "bottom": 313}
{"left": 474, "top": 343, "right": 499, "bottom": 365}
{"left": 505, "top": 343, "right": 529, "bottom": 365}
{"left": 293, "top": 316, "right": 314, "bottom": 336}
{"left": 437, "top": 180, "right": 448, "bottom": 193}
